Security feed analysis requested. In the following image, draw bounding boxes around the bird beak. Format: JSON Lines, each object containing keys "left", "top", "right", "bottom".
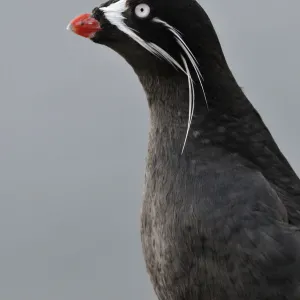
{"left": 67, "top": 13, "right": 102, "bottom": 38}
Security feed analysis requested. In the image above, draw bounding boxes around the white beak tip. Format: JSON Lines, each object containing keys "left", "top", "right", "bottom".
{"left": 66, "top": 23, "right": 73, "bottom": 31}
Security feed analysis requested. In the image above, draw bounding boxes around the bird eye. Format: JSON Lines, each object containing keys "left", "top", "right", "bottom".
{"left": 134, "top": 3, "right": 150, "bottom": 19}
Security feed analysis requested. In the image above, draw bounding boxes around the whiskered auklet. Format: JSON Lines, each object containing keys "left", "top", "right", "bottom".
{"left": 67, "top": 1, "right": 300, "bottom": 299}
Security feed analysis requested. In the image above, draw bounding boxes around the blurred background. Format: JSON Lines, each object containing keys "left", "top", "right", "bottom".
{"left": 0, "top": 0, "right": 299, "bottom": 299}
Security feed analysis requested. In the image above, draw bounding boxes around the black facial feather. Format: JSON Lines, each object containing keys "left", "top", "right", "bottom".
{"left": 91, "top": 0, "right": 226, "bottom": 78}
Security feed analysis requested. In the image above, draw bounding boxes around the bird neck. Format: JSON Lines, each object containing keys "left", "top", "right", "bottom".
{"left": 138, "top": 69, "right": 300, "bottom": 197}
{"left": 137, "top": 68, "right": 250, "bottom": 157}
{"left": 138, "top": 65, "right": 252, "bottom": 128}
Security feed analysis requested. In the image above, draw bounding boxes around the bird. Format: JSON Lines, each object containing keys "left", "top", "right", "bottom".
{"left": 67, "top": 0, "right": 300, "bottom": 299}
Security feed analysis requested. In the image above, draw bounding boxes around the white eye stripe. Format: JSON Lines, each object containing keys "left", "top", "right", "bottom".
{"left": 135, "top": 3, "right": 150, "bottom": 18}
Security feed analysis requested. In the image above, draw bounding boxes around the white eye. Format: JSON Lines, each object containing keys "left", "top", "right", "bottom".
{"left": 134, "top": 3, "right": 150, "bottom": 18}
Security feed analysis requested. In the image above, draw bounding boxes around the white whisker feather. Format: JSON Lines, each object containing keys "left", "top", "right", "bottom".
{"left": 100, "top": 0, "right": 188, "bottom": 75}
{"left": 181, "top": 55, "right": 194, "bottom": 154}
{"left": 153, "top": 18, "right": 208, "bottom": 110}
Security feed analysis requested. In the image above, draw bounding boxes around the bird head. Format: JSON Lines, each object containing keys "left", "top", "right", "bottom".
{"left": 67, "top": 0, "right": 234, "bottom": 152}
{"left": 67, "top": 0, "right": 224, "bottom": 76}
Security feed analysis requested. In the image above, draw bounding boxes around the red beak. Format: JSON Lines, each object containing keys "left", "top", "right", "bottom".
{"left": 67, "top": 13, "right": 101, "bottom": 38}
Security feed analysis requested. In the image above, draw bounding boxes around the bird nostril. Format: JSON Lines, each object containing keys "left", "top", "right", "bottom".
{"left": 92, "top": 7, "right": 102, "bottom": 19}
{"left": 92, "top": 7, "right": 100, "bottom": 14}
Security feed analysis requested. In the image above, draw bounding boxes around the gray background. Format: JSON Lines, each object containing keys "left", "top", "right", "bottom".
{"left": 0, "top": 0, "right": 299, "bottom": 299}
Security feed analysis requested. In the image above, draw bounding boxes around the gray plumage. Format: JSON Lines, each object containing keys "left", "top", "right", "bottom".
{"left": 140, "top": 76, "right": 300, "bottom": 300}
{"left": 68, "top": 0, "right": 300, "bottom": 298}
